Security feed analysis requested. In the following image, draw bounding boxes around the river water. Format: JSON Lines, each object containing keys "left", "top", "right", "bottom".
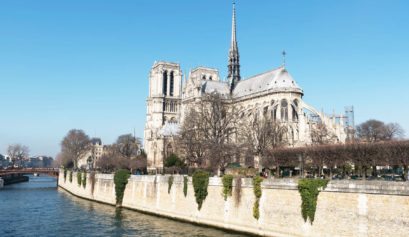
{"left": 0, "top": 175, "right": 247, "bottom": 237}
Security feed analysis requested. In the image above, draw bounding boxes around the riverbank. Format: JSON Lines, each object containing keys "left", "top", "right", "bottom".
{"left": 59, "top": 170, "right": 409, "bottom": 237}
{"left": 1, "top": 173, "right": 29, "bottom": 185}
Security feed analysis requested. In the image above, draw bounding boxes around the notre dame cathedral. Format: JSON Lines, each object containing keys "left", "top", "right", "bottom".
{"left": 144, "top": 3, "right": 347, "bottom": 170}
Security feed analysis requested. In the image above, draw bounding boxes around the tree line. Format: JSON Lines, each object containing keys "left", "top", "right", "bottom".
{"left": 56, "top": 129, "right": 146, "bottom": 173}
{"left": 172, "top": 92, "right": 407, "bottom": 177}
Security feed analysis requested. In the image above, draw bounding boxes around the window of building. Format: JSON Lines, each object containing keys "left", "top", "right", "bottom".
{"left": 281, "top": 99, "right": 288, "bottom": 121}
{"left": 170, "top": 71, "right": 174, "bottom": 96}
{"left": 163, "top": 71, "right": 168, "bottom": 96}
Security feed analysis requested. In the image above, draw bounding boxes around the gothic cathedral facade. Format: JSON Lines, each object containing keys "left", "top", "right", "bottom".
{"left": 144, "top": 4, "right": 347, "bottom": 170}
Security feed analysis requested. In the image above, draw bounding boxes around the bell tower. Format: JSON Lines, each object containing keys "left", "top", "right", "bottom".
{"left": 144, "top": 61, "right": 182, "bottom": 170}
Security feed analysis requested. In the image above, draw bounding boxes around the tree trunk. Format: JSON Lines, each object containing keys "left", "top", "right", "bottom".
{"left": 404, "top": 165, "right": 408, "bottom": 181}
{"left": 372, "top": 165, "right": 377, "bottom": 177}
{"left": 276, "top": 165, "right": 280, "bottom": 178}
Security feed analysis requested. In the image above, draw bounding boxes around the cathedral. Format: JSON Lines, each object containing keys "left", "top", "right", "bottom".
{"left": 144, "top": 4, "right": 347, "bottom": 170}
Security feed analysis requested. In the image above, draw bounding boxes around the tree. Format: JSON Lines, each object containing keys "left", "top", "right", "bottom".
{"left": 61, "top": 129, "right": 91, "bottom": 169}
{"left": 384, "top": 123, "right": 405, "bottom": 140}
{"left": 53, "top": 152, "right": 73, "bottom": 168}
{"left": 96, "top": 144, "right": 122, "bottom": 172}
{"left": 177, "top": 108, "right": 207, "bottom": 167}
{"left": 7, "top": 144, "right": 29, "bottom": 168}
{"left": 177, "top": 92, "right": 241, "bottom": 171}
{"left": 356, "top": 119, "right": 405, "bottom": 142}
{"left": 164, "top": 153, "right": 184, "bottom": 168}
{"left": 96, "top": 143, "right": 146, "bottom": 173}
{"left": 310, "top": 123, "right": 338, "bottom": 145}
{"left": 241, "top": 113, "right": 287, "bottom": 168}
{"left": 115, "top": 134, "right": 141, "bottom": 159}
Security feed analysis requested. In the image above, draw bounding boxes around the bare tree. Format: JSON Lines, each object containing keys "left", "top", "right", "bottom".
{"left": 177, "top": 108, "right": 207, "bottom": 167}
{"left": 356, "top": 119, "right": 386, "bottom": 142}
{"left": 384, "top": 123, "right": 405, "bottom": 140}
{"left": 241, "top": 114, "right": 287, "bottom": 168}
{"left": 357, "top": 119, "right": 405, "bottom": 142}
{"left": 96, "top": 144, "right": 121, "bottom": 172}
{"left": 7, "top": 144, "right": 29, "bottom": 168}
{"left": 61, "top": 129, "right": 91, "bottom": 169}
{"left": 177, "top": 92, "right": 241, "bottom": 171}
{"left": 53, "top": 152, "right": 72, "bottom": 168}
{"left": 310, "top": 123, "right": 338, "bottom": 145}
{"left": 115, "top": 134, "right": 141, "bottom": 159}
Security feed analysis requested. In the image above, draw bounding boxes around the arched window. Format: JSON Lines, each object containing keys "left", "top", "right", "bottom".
{"left": 272, "top": 105, "right": 278, "bottom": 121}
{"left": 202, "top": 75, "right": 206, "bottom": 80}
{"left": 281, "top": 99, "right": 288, "bottom": 121}
{"left": 292, "top": 100, "right": 299, "bottom": 122}
{"left": 169, "top": 71, "right": 174, "bottom": 96}
{"left": 209, "top": 76, "right": 213, "bottom": 80}
{"left": 163, "top": 71, "right": 168, "bottom": 95}
{"left": 292, "top": 106, "right": 298, "bottom": 121}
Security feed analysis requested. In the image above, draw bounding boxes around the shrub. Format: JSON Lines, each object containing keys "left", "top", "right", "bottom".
{"left": 298, "top": 179, "right": 329, "bottom": 224}
{"left": 114, "top": 169, "right": 131, "bottom": 206}
{"left": 192, "top": 170, "right": 210, "bottom": 210}
{"left": 253, "top": 176, "right": 263, "bottom": 219}
{"left": 222, "top": 174, "right": 234, "bottom": 200}
{"left": 69, "top": 171, "right": 73, "bottom": 183}
{"left": 164, "top": 154, "right": 184, "bottom": 168}
{"left": 183, "top": 176, "right": 188, "bottom": 197}
{"left": 168, "top": 175, "right": 174, "bottom": 194}
{"left": 77, "top": 172, "right": 82, "bottom": 186}
{"left": 82, "top": 171, "right": 87, "bottom": 188}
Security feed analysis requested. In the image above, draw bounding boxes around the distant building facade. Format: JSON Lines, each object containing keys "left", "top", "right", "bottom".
{"left": 77, "top": 138, "right": 104, "bottom": 169}
{"left": 144, "top": 4, "right": 347, "bottom": 170}
{"left": 26, "top": 156, "right": 53, "bottom": 168}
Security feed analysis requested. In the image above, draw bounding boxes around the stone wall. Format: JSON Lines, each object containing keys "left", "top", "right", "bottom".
{"left": 58, "top": 171, "right": 409, "bottom": 237}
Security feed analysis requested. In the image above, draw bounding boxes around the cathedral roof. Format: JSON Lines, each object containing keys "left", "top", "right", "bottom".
{"left": 201, "top": 80, "right": 230, "bottom": 96}
{"left": 232, "top": 66, "right": 303, "bottom": 98}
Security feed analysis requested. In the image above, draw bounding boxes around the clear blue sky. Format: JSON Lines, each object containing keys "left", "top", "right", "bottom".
{"left": 1, "top": 0, "right": 408, "bottom": 157}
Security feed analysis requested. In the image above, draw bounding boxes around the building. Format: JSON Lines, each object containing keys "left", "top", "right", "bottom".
{"left": 26, "top": 156, "right": 53, "bottom": 168}
{"left": 144, "top": 3, "right": 347, "bottom": 170}
{"left": 77, "top": 138, "right": 104, "bottom": 169}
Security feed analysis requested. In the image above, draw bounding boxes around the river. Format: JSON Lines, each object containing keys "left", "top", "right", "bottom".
{"left": 0, "top": 175, "right": 247, "bottom": 237}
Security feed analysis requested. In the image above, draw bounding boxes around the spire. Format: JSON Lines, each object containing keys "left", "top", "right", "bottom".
{"left": 231, "top": 2, "right": 238, "bottom": 52}
{"left": 228, "top": 1, "right": 240, "bottom": 93}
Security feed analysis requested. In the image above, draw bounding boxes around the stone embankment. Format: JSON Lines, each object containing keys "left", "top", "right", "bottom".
{"left": 58, "top": 171, "right": 409, "bottom": 237}
{"left": 1, "top": 173, "right": 29, "bottom": 185}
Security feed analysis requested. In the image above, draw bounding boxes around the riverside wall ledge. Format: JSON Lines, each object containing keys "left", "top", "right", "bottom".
{"left": 58, "top": 171, "right": 409, "bottom": 237}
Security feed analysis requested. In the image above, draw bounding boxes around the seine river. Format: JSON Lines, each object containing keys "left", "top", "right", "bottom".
{"left": 0, "top": 175, "right": 247, "bottom": 237}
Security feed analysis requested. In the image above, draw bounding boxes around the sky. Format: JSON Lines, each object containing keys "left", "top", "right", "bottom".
{"left": 0, "top": 0, "right": 408, "bottom": 157}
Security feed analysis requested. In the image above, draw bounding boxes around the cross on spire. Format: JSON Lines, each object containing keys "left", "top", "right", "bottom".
{"left": 282, "top": 50, "right": 286, "bottom": 67}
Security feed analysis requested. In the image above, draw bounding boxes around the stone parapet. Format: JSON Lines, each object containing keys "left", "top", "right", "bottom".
{"left": 325, "top": 180, "right": 409, "bottom": 195}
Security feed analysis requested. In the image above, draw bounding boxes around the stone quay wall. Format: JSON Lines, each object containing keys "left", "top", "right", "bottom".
{"left": 58, "top": 171, "right": 409, "bottom": 237}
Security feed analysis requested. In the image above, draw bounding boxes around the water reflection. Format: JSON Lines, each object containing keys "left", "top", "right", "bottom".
{"left": 0, "top": 175, "right": 246, "bottom": 237}
{"left": 59, "top": 188, "right": 246, "bottom": 237}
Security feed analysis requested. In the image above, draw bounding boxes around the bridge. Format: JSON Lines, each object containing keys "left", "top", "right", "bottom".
{"left": 0, "top": 168, "right": 59, "bottom": 185}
